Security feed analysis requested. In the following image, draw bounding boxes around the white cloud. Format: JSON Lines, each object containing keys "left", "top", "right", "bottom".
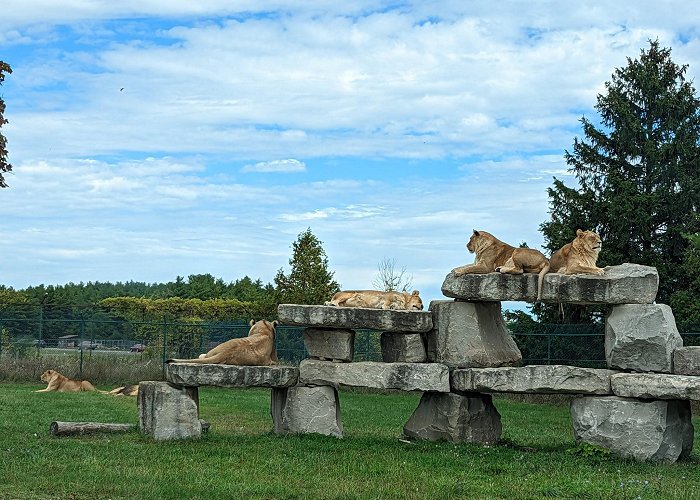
{"left": 241, "top": 159, "right": 307, "bottom": 173}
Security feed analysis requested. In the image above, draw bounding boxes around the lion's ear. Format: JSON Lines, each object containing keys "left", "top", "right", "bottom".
{"left": 249, "top": 319, "right": 255, "bottom": 327}
{"left": 412, "top": 290, "right": 419, "bottom": 295}
{"left": 576, "top": 229, "right": 584, "bottom": 237}
{"left": 272, "top": 320, "right": 279, "bottom": 327}
{"left": 473, "top": 229, "right": 480, "bottom": 235}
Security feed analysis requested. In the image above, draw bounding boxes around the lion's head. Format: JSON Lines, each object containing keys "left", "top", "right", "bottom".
{"left": 405, "top": 290, "right": 424, "bottom": 310}
{"left": 248, "top": 319, "right": 278, "bottom": 338}
{"left": 40, "top": 369, "right": 56, "bottom": 383}
{"left": 572, "top": 229, "right": 602, "bottom": 258}
{"left": 466, "top": 230, "right": 496, "bottom": 255}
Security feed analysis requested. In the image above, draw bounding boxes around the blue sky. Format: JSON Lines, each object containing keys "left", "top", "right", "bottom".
{"left": 2, "top": 1, "right": 700, "bottom": 307}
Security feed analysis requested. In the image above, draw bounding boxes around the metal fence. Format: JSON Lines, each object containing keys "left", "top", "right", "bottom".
{"left": 1, "top": 307, "right": 698, "bottom": 380}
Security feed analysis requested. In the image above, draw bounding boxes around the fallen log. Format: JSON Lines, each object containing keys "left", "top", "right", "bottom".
{"left": 50, "top": 421, "right": 135, "bottom": 436}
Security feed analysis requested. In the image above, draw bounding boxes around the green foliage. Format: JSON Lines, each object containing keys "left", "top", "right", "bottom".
{"left": 540, "top": 40, "right": 700, "bottom": 324}
{"left": 671, "top": 232, "right": 700, "bottom": 330}
{"left": 566, "top": 442, "right": 613, "bottom": 460}
{"left": 0, "top": 60, "right": 11, "bottom": 188}
{"left": 274, "top": 227, "right": 340, "bottom": 305}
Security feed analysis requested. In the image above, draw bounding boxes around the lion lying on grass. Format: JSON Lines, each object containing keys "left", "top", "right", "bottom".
{"left": 106, "top": 385, "right": 139, "bottom": 396}
{"left": 451, "top": 229, "right": 550, "bottom": 301}
{"left": 35, "top": 369, "right": 97, "bottom": 393}
{"left": 167, "top": 319, "right": 279, "bottom": 366}
{"left": 549, "top": 229, "right": 605, "bottom": 275}
{"left": 325, "top": 290, "right": 424, "bottom": 310}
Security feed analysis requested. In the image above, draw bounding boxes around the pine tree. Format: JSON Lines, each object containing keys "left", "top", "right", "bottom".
{"left": 540, "top": 40, "right": 700, "bottom": 322}
{"left": 274, "top": 228, "right": 340, "bottom": 305}
{"left": 0, "top": 61, "right": 12, "bottom": 188}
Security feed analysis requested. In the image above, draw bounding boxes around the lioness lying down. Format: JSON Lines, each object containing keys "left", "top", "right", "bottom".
{"left": 35, "top": 369, "right": 97, "bottom": 393}
{"left": 168, "top": 319, "right": 279, "bottom": 366}
{"left": 325, "top": 290, "right": 424, "bottom": 310}
{"left": 549, "top": 229, "right": 605, "bottom": 275}
{"left": 451, "top": 230, "right": 550, "bottom": 301}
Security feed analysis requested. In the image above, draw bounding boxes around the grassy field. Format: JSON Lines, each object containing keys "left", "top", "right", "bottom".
{"left": 1, "top": 383, "right": 699, "bottom": 499}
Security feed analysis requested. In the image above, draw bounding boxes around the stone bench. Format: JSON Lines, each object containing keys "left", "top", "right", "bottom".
{"left": 441, "top": 263, "right": 658, "bottom": 304}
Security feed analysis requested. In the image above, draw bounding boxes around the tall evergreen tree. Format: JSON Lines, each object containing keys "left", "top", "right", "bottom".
{"left": 540, "top": 40, "right": 700, "bottom": 322}
{"left": 0, "top": 61, "right": 12, "bottom": 188}
{"left": 274, "top": 228, "right": 340, "bottom": 305}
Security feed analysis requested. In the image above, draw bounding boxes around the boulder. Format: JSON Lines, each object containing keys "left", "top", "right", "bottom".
{"left": 403, "top": 392, "right": 501, "bottom": 444}
{"left": 299, "top": 359, "right": 450, "bottom": 392}
{"left": 426, "top": 300, "right": 521, "bottom": 368}
{"left": 673, "top": 347, "right": 700, "bottom": 376}
{"left": 271, "top": 386, "right": 343, "bottom": 438}
{"left": 138, "top": 381, "right": 201, "bottom": 440}
{"left": 605, "top": 304, "right": 682, "bottom": 373}
{"left": 451, "top": 365, "right": 617, "bottom": 394}
{"left": 165, "top": 363, "right": 299, "bottom": 388}
{"left": 570, "top": 396, "right": 693, "bottom": 463}
{"left": 380, "top": 332, "right": 426, "bottom": 363}
{"left": 303, "top": 328, "right": 355, "bottom": 362}
{"left": 278, "top": 304, "right": 433, "bottom": 333}
{"left": 611, "top": 373, "right": 700, "bottom": 400}
{"left": 441, "top": 263, "right": 658, "bottom": 305}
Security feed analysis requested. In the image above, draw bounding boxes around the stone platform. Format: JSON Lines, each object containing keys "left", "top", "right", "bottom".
{"left": 165, "top": 363, "right": 299, "bottom": 388}
{"left": 278, "top": 304, "right": 433, "bottom": 332}
{"left": 441, "top": 263, "right": 658, "bottom": 304}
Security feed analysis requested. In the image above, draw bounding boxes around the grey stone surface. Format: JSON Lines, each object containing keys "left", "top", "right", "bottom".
{"left": 441, "top": 263, "right": 658, "bottom": 305}
{"left": 611, "top": 373, "right": 700, "bottom": 400}
{"left": 165, "top": 363, "right": 299, "bottom": 388}
{"left": 271, "top": 386, "right": 343, "bottom": 438}
{"left": 674, "top": 347, "right": 700, "bottom": 376}
{"left": 299, "top": 359, "right": 450, "bottom": 392}
{"left": 570, "top": 396, "right": 693, "bottom": 463}
{"left": 138, "top": 381, "right": 201, "bottom": 440}
{"left": 380, "top": 332, "right": 426, "bottom": 363}
{"left": 403, "top": 392, "right": 501, "bottom": 444}
{"left": 451, "top": 365, "right": 618, "bottom": 394}
{"left": 605, "top": 304, "right": 682, "bottom": 373}
{"left": 303, "top": 328, "right": 355, "bottom": 362}
{"left": 278, "top": 304, "right": 433, "bottom": 333}
{"left": 426, "top": 300, "right": 521, "bottom": 368}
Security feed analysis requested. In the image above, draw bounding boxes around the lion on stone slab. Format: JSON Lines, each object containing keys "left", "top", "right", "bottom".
{"left": 451, "top": 229, "right": 550, "bottom": 301}
{"left": 167, "top": 319, "right": 278, "bottom": 366}
{"left": 325, "top": 289, "right": 424, "bottom": 310}
{"left": 35, "top": 369, "right": 97, "bottom": 393}
{"left": 549, "top": 229, "right": 605, "bottom": 275}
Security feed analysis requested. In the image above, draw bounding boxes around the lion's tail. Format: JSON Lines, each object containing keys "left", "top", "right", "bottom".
{"left": 537, "top": 261, "right": 550, "bottom": 302}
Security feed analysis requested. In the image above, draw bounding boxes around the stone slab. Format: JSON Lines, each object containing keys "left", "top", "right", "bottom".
{"left": 278, "top": 304, "right": 433, "bottom": 333}
{"left": 403, "top": 392, "right": 501, "bottom": 445}
{"left": 451, "top": 365, "right": 618, "bottom": 394}
{"left": 611, "top": 373, "right": 700, "bottom": 401}
{"left": 303, "top": 328, "right": 355, "bottom": 362}
{"left": 271, "top": 386, "right": 343, "bottom": 438}
{"left": 299, "top": 359, "right": 450, "bottom": 392}
{"left": 673, "top": 347, "right": 700, "bottom": 376}
{"left": 441, "top": 263, "right": 658, "bottom": 305}
{"left": 165, "top": 363, "right": 299, "bottom": 388}
{"left": 570, "top": 396, "right": 693, "bottom": 463}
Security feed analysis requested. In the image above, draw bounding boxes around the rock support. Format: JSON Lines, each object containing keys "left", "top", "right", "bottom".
{"left": 611, "top": 373, "right": 700, "bottom": 400}
{"left": 303, "top": 328, "right": 355, "bottom": 362}
{"left": 138, "top": 381, "right": 201, "bottom": 440}
{"left": 673, "top": 346, "right": 700, "bottom": 376}
{"left": 570, "top": 396, "right": 693, "bottom": 463}
{"left": 380, "top": 332, "right": 426, "bottom": 363}
{"left": 272, "top": 386, "right": 343, "bottom": 438}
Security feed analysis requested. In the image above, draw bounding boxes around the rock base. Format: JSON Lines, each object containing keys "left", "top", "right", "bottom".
{"left": 138, "top": 381, "right": 201, "bottom": 440}
{"left": 272, "top": 386, "right": 343, "bottom": 438}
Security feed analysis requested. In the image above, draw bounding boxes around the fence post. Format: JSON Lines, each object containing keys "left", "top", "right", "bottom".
{"left": 547, "top": 333, "right": 552, "bottom": 365}
{"left": 162, "top": 316, "right": 168, "bottom": 377}
{"left": 0, "top": 318, "right": 3, "bottom": 358}
{"left": 79, "top": 313, "right": 85, "bottom": 377}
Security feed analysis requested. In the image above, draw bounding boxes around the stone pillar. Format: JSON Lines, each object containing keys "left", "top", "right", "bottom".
{"left": 673, "top": 347, "right": 700, "bottom": 376}
{"left": 271, "top": 386, "right": 343, "bottom": 438}
{"left": 426, "top": 300, "right": 521, "bottom": 368}
{"left": 403, "top": 392, "right": 501, "bottom": 445}
{"left": 605, "top": 304, "right": 682, "bottom": 373}
{"left": 570, "top": 396, "right": 693, "bottom": 464}
{"left": 380, "top": 332, "right": 426, "bottom": 362}
{"left": 138, "top": 381, "right": 201, "bottom": 440}
{"left": 303, "top": 328, "right": 355, "bottom": 362}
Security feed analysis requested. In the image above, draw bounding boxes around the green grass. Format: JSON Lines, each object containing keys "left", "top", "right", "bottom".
{"left": 2, "top": 384, "right": 700, "bottom": 499}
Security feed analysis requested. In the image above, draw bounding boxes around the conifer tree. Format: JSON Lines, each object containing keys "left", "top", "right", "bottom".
{"left": 0, "top": 61, "right": 12, "bottom": 188}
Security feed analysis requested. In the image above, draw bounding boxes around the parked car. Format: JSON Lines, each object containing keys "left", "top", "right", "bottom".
{"left": 130, "top": 343, "right": 146, "bottom": 352}
{"left": 79, "top": 341, "right": 99, "bottom": 350}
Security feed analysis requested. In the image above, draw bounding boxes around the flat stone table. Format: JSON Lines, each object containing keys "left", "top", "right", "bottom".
{"left": 278, "top": 304, "right": 433, "bottom": 332}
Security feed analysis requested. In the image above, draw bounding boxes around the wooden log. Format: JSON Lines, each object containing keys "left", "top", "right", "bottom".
{"left": 50, "top": 421, "right": 135, "bottom": 436}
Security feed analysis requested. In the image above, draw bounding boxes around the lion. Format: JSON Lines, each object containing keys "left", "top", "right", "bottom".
{"left": 549, "top": 229, "right": 604, "bottom": 275}
{"left": 106, "top": 384, "right": 139, "bottom": 396}
{"left": 35, "top": 369, "right": 97, "bottom": 393}
{"left": 451, "top": 230, "right": 550, "bottom": 301}
{"left": 167, "top": 319, "right": 278, "bottom": 366}
{"left": 325, "top": 290, "right": 424, "bottom": 310}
